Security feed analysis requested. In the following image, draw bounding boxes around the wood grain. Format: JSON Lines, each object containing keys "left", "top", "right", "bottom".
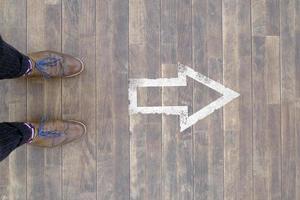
{"left": 27, "top": 0, "right": 62, "bottom": 199}
{"left": 193, "top": 0, "right": 223, "bottom": 199}
{"left": 252, "top": 0, "right": 279, "bottom": 36}
{"left": 160, "top": 0, "right": 177, "bottom": 199}
{"left": 129, "top": 0, "right": 161, "bottom": 199}
{"left": 223, "top": 0, "right": 252, "bottom": 200}
{"left": 161, "top": 0, "right": 193, "bottom": 199}
{"left": 96, "top": 0, "right": 130, "bottom": 199}
{"left": 280, "top": 0, "right": 298, "bottom": 199}
{"left": 252, "top": 36, "right": 281, "bottom": 200}
{"left": 296, "top": 102, "right": 300, "bottom": 200}
{"left": 191, "top": 1, "right": 209, "bottom": 199}
{"left": 62, "top": 0, "right": 97, "bottom": 199}
{"left": 296, "top": 2, "right": 300, "bottom": 199}
{"left": 176, "top": 0, "right": 193, "bottom": 199}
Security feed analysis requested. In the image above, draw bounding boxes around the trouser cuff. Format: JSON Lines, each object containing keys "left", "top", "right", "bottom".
{"left": 11, "top": 123, "right": 33, "bottom": 146}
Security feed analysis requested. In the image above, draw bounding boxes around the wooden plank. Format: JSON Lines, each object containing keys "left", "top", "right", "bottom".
{"left": 280, "top": 0, "right": 297, "bottom": 199}
{"left": 296, "top": 1, "right": 300, "bottom": 199}
{"left": 27, "top": 0, "right": 62, "bottom": 199}
{"left": 252, "top": 0, "right": 266, "bottom": 35}
{"left": 61, "top": 0, "right": 97, "bottom": 199}
{"left": 191, "top": 1, "right": 209, "bottom": 199}
{"left": 161, "top": 0, "right": 193, "bottom": 199}
{"left": 161, "top": 0, "right": 177, "bottom": 199}
{"left": 223, "top": 0, "right": 252, "bottom": 199}
{"left": 193, "top": 0, "right": 223, "bottom": 199}
{"left": 252, "top": 36, "right": 281, "bottom": 200}
{"left": 297, "top": 0, "right": 300, "bottom": 99}
{"left": 129, "top": 0, "right": 161, "bottom": 199}
{"left": 265, "top": 0, "right": 280, "bottom": 35}
{"left": 265, "top": 37, "right": 281, "bottom": 200}
{"left": 96, "top": 0, "right": 130, "bottom": 199}
{"left": 176, "top": 1, "right": 193, "bottom": 199}
{"left": 161, "top": 64, "right": 178, "bottom": 200}
{"left": 0, "top": 1, "right": 27, "bottom": 200}
{"left": 142, "top": 1, "right": 161, "bottom": 198}
{"left": 296, "top": 102, "right": 300, "bottom": 200}
{"left": 252, "top": 0, "right": 279, "bottom": 36}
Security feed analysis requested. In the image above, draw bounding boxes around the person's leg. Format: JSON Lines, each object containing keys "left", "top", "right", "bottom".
{"left": 0, "top": 122, "right": 33, "bottom": 162}
{"left": 0, "top": 35, "right": 32, "bottom": 80}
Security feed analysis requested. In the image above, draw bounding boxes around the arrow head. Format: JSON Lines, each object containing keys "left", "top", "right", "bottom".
{"left": 177, "top": 63, "right": 240, "bottom": 132}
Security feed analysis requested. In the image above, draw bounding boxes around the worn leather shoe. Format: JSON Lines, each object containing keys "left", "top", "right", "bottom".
{"left": 30, "top": 119, "right": 86, "bottom": 147}
{"left": 27, "top": 51, "right": 84, "bottom": 78}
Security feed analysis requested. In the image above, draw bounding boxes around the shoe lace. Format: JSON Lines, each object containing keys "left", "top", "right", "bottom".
{"left": 38, "top": 118, "right": 65, "bottom": 138}
{"left": 35, "top": 56, "right": 63, "bottom": 79}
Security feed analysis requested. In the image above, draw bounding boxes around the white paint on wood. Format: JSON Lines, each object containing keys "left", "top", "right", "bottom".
{"left": 128, "top": 63, "right": 240, "bottom": 132}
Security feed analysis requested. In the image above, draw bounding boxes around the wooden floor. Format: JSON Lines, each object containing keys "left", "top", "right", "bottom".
{"left": 0, "top": 0, "right": 299, "bottom": 199}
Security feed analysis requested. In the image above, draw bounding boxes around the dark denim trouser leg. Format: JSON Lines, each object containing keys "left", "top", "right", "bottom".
{"left": 0, "top": 122, "right": 32, "bottom": 162}
{"left": 0, "top": 35, "right": 30, "bottom": 80}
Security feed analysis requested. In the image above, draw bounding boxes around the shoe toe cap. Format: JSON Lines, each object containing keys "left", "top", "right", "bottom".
{"left": 64, "top": 56, "right": 84, "bottom": 77}
{"left": 64, "top": 120, "right": 86, "bottom": 143}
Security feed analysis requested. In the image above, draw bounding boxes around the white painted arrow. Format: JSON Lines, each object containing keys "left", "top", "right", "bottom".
{"left": 128, "top": 63, "right": 240, "bottom": 132}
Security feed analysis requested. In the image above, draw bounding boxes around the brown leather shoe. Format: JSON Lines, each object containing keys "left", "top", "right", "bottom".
{"left": 27, "top": 51, "right": 84, "bottom": 78}
{"left": 30, "top": 119, "right": 86, "bottom": 147}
